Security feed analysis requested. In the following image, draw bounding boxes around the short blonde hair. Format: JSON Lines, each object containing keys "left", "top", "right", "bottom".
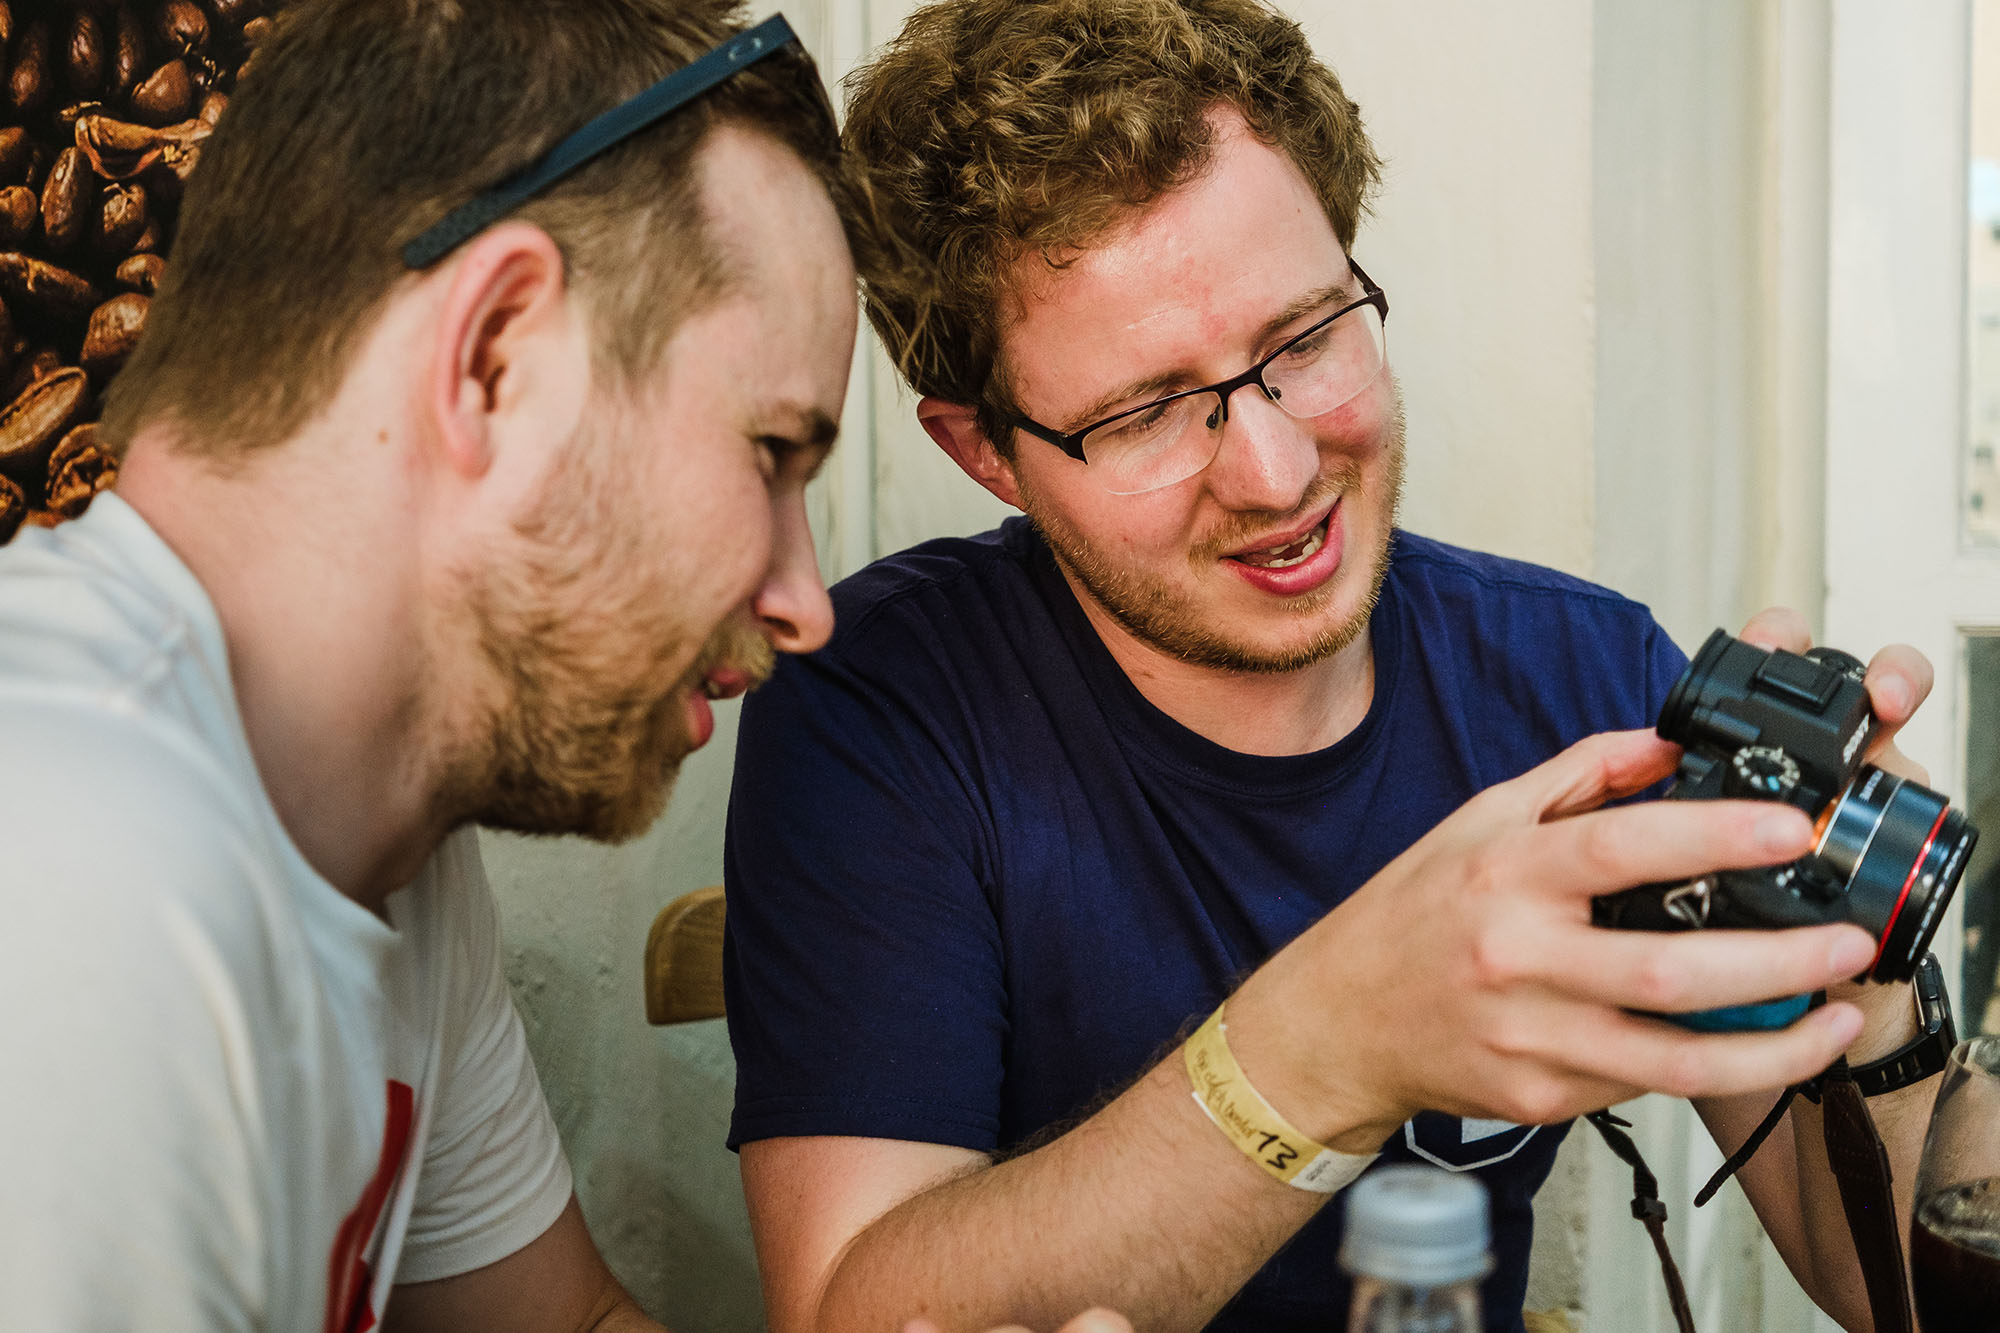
{"left": 844, "top": 0, "right": 1383, "bottom": 450}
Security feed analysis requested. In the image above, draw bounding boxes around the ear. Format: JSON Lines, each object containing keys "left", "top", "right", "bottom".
{"left": 425, "top": 222, "right": 588, "bottom": 482}
{"left": 918, "top": 396, "right": 1022, "bottom": 510}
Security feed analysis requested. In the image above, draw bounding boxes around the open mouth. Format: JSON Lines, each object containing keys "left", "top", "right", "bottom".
{"left": 1228, "top": 508, "right": 1334, "bottom": 570}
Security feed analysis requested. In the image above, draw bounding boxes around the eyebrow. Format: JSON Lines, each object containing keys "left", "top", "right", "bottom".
{"left": 1059, "top": 278, "right": 1356, "bottom": 430}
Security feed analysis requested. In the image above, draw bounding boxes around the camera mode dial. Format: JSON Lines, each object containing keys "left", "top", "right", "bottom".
{"left": 1725, "top": 746, "right": 1801, "bottom": 802}
{"left": 1804, "top": 646, "right": 1868, "bottom": 682}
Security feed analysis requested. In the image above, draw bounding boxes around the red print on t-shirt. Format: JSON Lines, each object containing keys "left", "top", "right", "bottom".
{"left": 324, "top": 1080, "right": 416, "bottom": 1333}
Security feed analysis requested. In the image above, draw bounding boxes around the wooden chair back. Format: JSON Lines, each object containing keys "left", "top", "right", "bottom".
{"left": 643, "top": 884, "right": 727, "bottom": 1024}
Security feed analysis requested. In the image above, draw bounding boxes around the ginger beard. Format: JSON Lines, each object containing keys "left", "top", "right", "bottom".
{"left": 445, "top": 412, "right": 776, "bottom": 844}
{"left": 1019, "top": 389, "right": 1406, "bottom": 675}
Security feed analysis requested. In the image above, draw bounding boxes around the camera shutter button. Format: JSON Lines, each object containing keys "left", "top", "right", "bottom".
{"left": 1727, "top": 746, "right": 1802, "bottom": 801}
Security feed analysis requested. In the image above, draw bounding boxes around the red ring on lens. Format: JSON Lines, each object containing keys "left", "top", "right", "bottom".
{"left": 1868, "top": 803, "right": 1950, "bottom": 977}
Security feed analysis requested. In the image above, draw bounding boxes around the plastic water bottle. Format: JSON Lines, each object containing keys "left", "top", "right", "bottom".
{"left": 1341, "top": 1165, "right": 1492, "bottom": 1332}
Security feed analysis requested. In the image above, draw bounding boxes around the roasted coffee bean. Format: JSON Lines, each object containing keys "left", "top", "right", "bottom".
{"left": 0, "top": 473, "right": 24, "bottom": 545}
{"left": 20, "top": 349, "right": 62, "bottom": 389}
{"left": 241, "top": 15, "right": 273, "bottom": 46}
{"left": 0, "top": 187, "right": 36, "bottom": 247}
{"left": 57, "top": 100, "right": 110, "bottom": 134}
{"left": 132, "top": 59, "right": 193, "bottom": 125}
{"left": 46, "top": 428, "right": 118, "bottom": 520}
{"left": 41, "top": 148, "right": 96, "bottom": 253}
{"left": 159, "top": 1, "right": 209, "bottom": 57}
{"left": 96, "top": 181, "right": 146, "bottom": 254}
{"left": 81, "top": 292, "right": 147, "bottom": 374}
{"left": 75, "top": 113, "right": 158, "bottom": 179}
{"left": 197, "top": 89, "right": 228, "bottom": 127}
{"left": 129, "top": 213, "right": 162, "bottom": 254}
{"left": 0, "top": 129, "right": 28, "bottom": 186}
{"left": 22, "top": 141, "right": 49, "bottom": 194}
{"left": 67, "top": 9, "right": 108, "bottom": 98}
{"left": 112, "top": 5, "right": 147, "bottom": 99}
{"left": 113, "top": 251, "right": 164, "bottom": 294}
{"left": 206, "top": 0, "right": 265, "bottom": 32}
{"left": 0, "top": 253, "right": 99, "bottom": 323}
{"left": 0, "top": 366, "right": 88, "bottom": 490}
{"left": 75, "top": 114, "right": 212, "bottom": 184}
{"left": 2, "top": 347, "right": 58, "bottom": 402}
{"left": 10, "top": 19, "right": 51, "bottom": 114}
{"left": 0, "top": 2, "right": 13, "bottom": 52}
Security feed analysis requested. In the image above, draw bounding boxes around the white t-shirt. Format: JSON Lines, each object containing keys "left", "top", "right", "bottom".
{"left": 0, "top": 495, "right": 574, "bottom": 1331}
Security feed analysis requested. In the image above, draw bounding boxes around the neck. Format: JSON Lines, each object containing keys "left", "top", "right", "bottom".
{"left": 116, "top": 425, "right": 450, "bottom": 914}
{"left": 1066, "top": 572, "right": 1377, "bottom": 757}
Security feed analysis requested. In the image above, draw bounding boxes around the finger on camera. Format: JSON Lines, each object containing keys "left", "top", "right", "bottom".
{"left": 1574, "top": 1001, "right": 1865, "bottom": 1101}
{"left": 1538, "top": 921, "right": 1878, "bottom": 1013}
{"left": 1735, "top": 605, "right": 1813, "bottom": 654}
{"left": 1497, "top": 728, "right": 1682, "bottom": 823}
{"left": 1864, "top": 642, "right": 1933, "bottom": 729}
{"left": 1526, "top": 798, "right": 1814, "bottom": 901}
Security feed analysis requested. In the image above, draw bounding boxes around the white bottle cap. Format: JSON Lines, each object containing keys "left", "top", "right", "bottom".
{"left": 1340, "top": 1165, "right": 1494, "bottom": 1287}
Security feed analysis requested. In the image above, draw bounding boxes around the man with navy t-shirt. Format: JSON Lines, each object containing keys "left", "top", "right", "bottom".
{"left": 722, "top": 3, "right": 1942, "bottom": 1330}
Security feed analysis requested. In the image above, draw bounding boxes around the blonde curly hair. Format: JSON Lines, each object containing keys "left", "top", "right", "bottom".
{"left": 844, "top": 0, "right": 1383, "bottom": 452}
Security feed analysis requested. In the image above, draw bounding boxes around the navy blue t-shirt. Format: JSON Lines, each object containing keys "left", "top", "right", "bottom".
{"left": 724, "top": 519, "right": 1687, "bottom": 1331}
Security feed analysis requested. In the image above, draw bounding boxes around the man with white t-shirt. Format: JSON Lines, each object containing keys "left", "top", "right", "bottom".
{"left": 0, "top": 1, "right": 862, "bottom": 1328}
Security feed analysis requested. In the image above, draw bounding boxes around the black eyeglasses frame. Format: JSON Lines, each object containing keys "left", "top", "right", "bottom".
{"left": 1002, "top": 259, "right": 1390, "bottom": 465}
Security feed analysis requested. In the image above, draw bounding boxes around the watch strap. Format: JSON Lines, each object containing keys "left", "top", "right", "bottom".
{"left": 1801, "top": 953, "right": 1954, "bottom": 1102}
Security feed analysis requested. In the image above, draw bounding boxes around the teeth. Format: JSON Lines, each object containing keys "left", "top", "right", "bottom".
{"left": 1244, "top": 520, "right": 1326, "bottom": 569}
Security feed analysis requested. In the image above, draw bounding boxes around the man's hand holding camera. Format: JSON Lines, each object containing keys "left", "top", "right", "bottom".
{"left": 1223, "top": 609, "right": 1945, "bottom": 1160}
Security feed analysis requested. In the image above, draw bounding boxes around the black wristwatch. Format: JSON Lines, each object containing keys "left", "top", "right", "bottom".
{"left": 1800, "top": 953, "right": 1956, "bottom": 1101}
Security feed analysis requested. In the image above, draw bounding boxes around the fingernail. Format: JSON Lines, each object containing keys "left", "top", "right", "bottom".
{"left": 1880, "top": 679, "right": 1911, "bottom": 717}
{"left": 1759, "top": 810, "right": 1810, "bottom": 854}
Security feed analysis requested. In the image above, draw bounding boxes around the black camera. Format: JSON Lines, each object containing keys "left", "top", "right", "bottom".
{"left": 1593, "top": 630, "right": 1978, "bottom": 1000}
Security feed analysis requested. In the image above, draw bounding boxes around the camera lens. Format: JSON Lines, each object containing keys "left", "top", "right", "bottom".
{"left": 1812, "top": 766, "right": 1979, "bottom": 982}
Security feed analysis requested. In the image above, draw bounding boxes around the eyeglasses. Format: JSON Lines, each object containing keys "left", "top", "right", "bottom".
{"left": 402, "top": 13, "right": 804, "bottom": 269}
{"left": 1003, "top": 262, "right": 1390, "bottom": 496}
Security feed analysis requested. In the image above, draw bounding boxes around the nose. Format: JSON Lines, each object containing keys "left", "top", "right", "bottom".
{"left": 1202, "top": 381, "right": 1317, "bottom": 512}
{"left": 754, "top": 494, "right": 834, "bottom": 654}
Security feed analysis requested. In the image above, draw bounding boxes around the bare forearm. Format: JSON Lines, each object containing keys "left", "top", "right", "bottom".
{"left": 1706, "top": 983, "right": 1938, "bottom": 1330}
{"left": 813, "top": 1059, "right": 1331, "bottom": 1333}
{"left": 1783, "top": 1067, "right": 1938, "bottom": 1329}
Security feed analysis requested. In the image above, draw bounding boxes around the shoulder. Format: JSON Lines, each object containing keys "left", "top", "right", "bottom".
{"left": 0, "top": 689, "right": 289, "bottom": 1009}
{"left": 820, "top": 519, "right": 1044, "bottom": 657}
{"left": 1389, "top": 530, "right": 1656, "bottom": 619}
{"left": 1388, "top": 531, "right": 1671, "bottom": 653}
{"left": 1382, "top": 531, "right": 1685, "bottom": 731}
{"left": 742, "top": 518, "right": 1054, "bottom": 740}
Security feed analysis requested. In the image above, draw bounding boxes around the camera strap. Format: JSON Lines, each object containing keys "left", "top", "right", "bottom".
{"left": 1817, "top": 1058, "right": 1914, "bottom": 1333}
{"left": 1583, "top": 1109, "right": 1698, "bottom": 1333}
{"left": 1686, "top": 994, "right": 1914, "bottom": 1331}
{"left": 1594, "top": 1054, "right": 1911, "bottom": 1332}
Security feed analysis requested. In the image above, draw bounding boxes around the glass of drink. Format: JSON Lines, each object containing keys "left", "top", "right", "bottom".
{"left": 1913, "top": 1036, "right": 2000, "bottom": 1331}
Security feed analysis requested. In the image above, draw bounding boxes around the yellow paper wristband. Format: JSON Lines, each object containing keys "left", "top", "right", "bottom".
{"left": 1183, "top": 1004, "right": 1376, "bottom": 1194}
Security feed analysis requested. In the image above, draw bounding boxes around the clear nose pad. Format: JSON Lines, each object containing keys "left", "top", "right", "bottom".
{"left": 1205, "top": 381, "right": 1284, "bottom": 431}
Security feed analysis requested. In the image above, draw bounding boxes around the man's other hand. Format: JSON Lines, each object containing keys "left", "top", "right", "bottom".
{"left": 1735, "top": 605, "right": 1934, "bottom": 785}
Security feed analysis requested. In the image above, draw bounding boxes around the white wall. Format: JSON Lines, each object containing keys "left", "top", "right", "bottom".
{"left": 481, "top": 2, "right": 1879, "bottom": 1328}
